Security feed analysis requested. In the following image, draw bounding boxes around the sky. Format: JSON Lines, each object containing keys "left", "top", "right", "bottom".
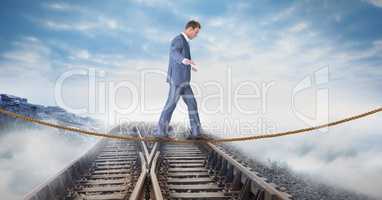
{"left": 0, "top": 0, "right": 382, "bottom": 198}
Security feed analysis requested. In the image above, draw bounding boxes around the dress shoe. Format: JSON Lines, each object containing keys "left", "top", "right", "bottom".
{"left": 156, "top": 135, "right": 176, "bottom": 141}
{"left": 186, "top": 135, "right": 204, "bottom": 140}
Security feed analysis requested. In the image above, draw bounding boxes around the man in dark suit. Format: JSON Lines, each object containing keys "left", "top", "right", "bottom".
{"left": 156, "top": 20, "right": 202, "bottom": 140}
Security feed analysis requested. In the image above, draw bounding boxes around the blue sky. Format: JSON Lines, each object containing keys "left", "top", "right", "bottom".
{"left": 1, "top": 0, "right": 382, "bottom": 198}
{"left": 1, "top": 0, "right": 381, "bottom": 118}
{"left": 0, "top": 0, "right": 381, "bottom": 91}
{"left": 0, "top": 0, "right": 381, "bottom": 63}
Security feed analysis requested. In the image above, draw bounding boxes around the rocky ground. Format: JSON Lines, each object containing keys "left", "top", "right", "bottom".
{"left": 0, "top": 93, "right": 101, "bottom": 134}
{"left": 219, "top": 143, "right": 377, "bottom": 200}
{"left": 0, "top": 93, "right": 104, "bottom": 144}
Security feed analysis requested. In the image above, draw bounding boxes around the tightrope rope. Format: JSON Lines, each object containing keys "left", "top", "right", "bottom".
{"left": 0, "top": 107, "right": 381, "bottom": 143}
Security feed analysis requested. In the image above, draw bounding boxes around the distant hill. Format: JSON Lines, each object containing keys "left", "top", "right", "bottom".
{"left": 0, "top": 94, "right": 101, "bottom": 133}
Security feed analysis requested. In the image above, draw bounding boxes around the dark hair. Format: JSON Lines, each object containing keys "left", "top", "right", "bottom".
{"left": 185, "top": 20, "right": 201, "bottom": 30}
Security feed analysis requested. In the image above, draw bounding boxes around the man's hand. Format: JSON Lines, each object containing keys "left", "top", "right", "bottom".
{"left": 191, "top": 64, "right": 198, "bottom": 72}
{"left": 182, "top": 59, "right": 198, "bottom": 72}
{"left": 182, "top": 58, "right": 196, "bottom": 66}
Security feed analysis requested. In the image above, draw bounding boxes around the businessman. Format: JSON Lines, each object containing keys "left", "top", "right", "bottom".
{"left": 156, "top": 20, "right": 202, "bottom": 140}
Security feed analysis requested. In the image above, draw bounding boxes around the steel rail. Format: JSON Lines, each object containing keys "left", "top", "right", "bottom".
{"left": 207, "top": 142, "right": 292, "bottom": 200}
{"left": 129, "top": 152, "right": 148, "bottom": 200}
{"left": 150, "top": 151, "right": 164, "bottom": 200}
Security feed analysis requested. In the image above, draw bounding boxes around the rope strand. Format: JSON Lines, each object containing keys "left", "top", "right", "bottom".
{"left": 0, "top": 107, "right": 381, "bottom": 143}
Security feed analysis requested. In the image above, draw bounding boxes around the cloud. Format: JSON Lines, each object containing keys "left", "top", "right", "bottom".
{"left": 261, "top": 4, "right": 298, "bottom": 26}
{"left": 40, "top": 16, "right": 122, "bottom": 33}
{"left": 130, "top": 0, "right": 173, "bottom": 8}
{"left": 75, "top": 49, "right": 91, "bottom": 60}
{"left": 0, "top": 36, "right": 59, "bottom": 105}
{"left": 37, "top": 2, "right": 125, "bottom": 37}
{"left": 1, "top": 36, "right": 52, "bottom": 74}
{"left": 43, "top": 2, "right": 87, "bottom": 13}
{"left": 206, "top": 17, "right": 225, "bottom": 28}
{"left": 0, "top": 128, "right": 97, "bottom": 200}
{"left": 142, "top": 27, "right": 173, "bottom": 44}
{"left": 235, "top": 116, "right": 382, "bottom": 198}
{"left": 365, "top": 0, "right": 382, "bottom": 7}
{"left": 288, "top": 22, "right": 309, "bottom": 33}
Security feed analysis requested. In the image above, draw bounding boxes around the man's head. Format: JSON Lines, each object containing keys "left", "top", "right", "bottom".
{"left": 184, "top": 20, "right": 201, "bottom": 40}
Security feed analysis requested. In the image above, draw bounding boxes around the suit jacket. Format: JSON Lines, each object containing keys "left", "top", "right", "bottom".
{"left": 166, "top": 33, "right": 191, "bottom": 86}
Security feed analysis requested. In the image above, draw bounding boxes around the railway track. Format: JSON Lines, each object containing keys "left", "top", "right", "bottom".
{"left": 69, "top": 140, "right": 139, "bottom": 200}
{"left": 24, "top": 138, "right": 142, "bottom": 200}
{"left": 24, "top": 124, "right": 293, "bottom": 200}
{"left": 155, "top": 142, "right": 292, "bottom": 200}
{"left": 159, "top": 143, "right": 229, "bottom": 199}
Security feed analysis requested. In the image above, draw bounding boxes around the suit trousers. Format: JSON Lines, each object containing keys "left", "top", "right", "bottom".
{"left": 158, "top": 83, "right": 201, "bottom": 136}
